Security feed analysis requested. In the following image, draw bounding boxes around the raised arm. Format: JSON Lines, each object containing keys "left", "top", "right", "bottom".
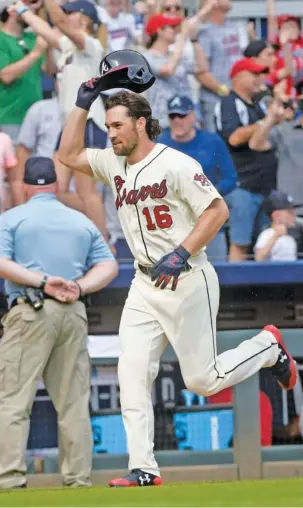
{"left": 58, "top": 107, "right": 93, "bottom": 176}
{"left": 267, "top": 0, "right": 278, "bottom": 43}
{"left": 248, "top": 100, "right": 284, "bottom": 151}
{"left": 8, "top": 2, "right": 61, "bottom": 49}
{"left": 157, "top": 21, "right": 190, "bottom": 77}
{"left": 0, "top": 36, "right": 47, "bottom": 85}
{"left": 58, "top": 78, "right": 106, "bottom": 176}
{"left": 191, "top": 0, "right": 219, "bottom": 25}
{"left": 44, "top": 0, "right": 87, "bottom": 50}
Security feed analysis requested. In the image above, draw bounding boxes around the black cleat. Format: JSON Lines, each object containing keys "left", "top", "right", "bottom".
{"left": 264, "top": 325, "right": 297, "bottom": 390}
{"left": 109, "top": 469, "right": 163, "bottom": 487}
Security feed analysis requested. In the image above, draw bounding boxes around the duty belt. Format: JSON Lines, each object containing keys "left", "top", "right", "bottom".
{"left": 10, "top": 294, "right": 85, "bottom": 310}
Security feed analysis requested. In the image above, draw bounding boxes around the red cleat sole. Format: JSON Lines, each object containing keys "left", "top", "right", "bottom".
{"left": 108, "top": 477, "right": 163, "bottom": 488}
{"left": 264, "top": 325, "right": 297, "bottom": 390}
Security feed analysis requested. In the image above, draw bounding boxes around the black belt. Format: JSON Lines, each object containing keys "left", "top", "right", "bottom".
{"left": 138, "top": 264, "right": 192, "bottom": 277}
{"left": 10, "top": 294, "right": 85, "bottom": 310}
{"left": 138, "top": 264, "right": 153, "bottom": 277}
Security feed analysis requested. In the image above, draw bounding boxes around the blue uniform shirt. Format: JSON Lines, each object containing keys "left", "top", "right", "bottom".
{"left": 157, "top": 128, "right": 237, "bottom": 196}
{"left": 0, "top": 193, "right": 114, "bottom": 304}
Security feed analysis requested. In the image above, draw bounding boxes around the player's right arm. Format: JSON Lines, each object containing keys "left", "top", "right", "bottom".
{"left": 58, "top": 107, "right": 94, "bottom": 177}
{"left": 58, "top": 78, "right": 108, "bottom": 181}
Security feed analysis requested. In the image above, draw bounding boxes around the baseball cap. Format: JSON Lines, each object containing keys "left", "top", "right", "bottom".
{"left": 263, "top": 190, "right": 301, "bottom": 215}
{"left": 61, "top": 1, "right": 100, "bottom": 25}
{"left": 230, "top": 57, "right": 269, "bottom": 79}
{"left": 168, "top": 95, "right": 194, "bottom": 116}
{"left": 244, "top": 40, "right": 269, "bottom": 58}
{"left": 277, "top": 14, "right": 301, "bottom": 28}
{"left": 24, "top": 157, "right": 57, "bottom": 186}
{"left": 145, "top": 14, "right": 183, "bottom": 36}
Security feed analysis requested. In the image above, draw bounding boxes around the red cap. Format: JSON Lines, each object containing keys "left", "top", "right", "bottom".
{"left": 145, "top": 14, "right": 183, "bottom": 36}
{"left": 230, "top": 58, "right": 269, "bottom": 79}
{"left": 277, "top": 14, "right": 300, "bottom": 28}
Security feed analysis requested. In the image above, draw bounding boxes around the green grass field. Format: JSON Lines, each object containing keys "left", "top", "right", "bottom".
{"left": 0, "top": 478, "right": 302, "bottom": 507}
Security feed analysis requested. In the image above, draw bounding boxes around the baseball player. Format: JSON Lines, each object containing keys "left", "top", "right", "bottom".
{"left": 58, "top": 62, "right": 297, "bottom": 487}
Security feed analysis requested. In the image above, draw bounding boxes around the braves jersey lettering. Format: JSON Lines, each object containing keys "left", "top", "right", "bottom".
{"left": 86, "top": 143, "right": 222, "bottom": 266}
{"left": 115, "top": 178, "right": 168, "bottom": 209}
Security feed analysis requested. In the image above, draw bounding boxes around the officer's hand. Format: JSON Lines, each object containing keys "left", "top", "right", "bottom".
{"left": 76, "top": 77, "right": 106, "bottom": 111}
{"left": 44, "top": 276, "right": 71, "bottom": 302}
{"left": 150, "top": 246, "right": 191, "bottom": 291}
{"left": 59, "top": 281, "right": 82, "bottom": 303}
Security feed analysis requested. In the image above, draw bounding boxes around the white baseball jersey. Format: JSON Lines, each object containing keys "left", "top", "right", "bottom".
{"left": 86, "top": 143, "right": 222, "bottom": 267}
{"left": 86, "top": 142, "right": 281, "bottom": 480}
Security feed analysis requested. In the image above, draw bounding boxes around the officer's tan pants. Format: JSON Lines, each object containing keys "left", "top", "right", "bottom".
{"left": 0, "top": 300, "right": 92, "bottom": 489}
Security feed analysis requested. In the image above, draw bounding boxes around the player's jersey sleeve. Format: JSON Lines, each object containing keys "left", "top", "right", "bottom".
{"left": 86, "top": 148, "right": 111, "bottom": 185}
{"left": 174, "top": 156, "right": 223, "bottom": 219}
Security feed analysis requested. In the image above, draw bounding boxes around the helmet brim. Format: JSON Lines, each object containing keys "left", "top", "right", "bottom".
{"left": 100, "top": 66, "right": 155, "bottom": 93}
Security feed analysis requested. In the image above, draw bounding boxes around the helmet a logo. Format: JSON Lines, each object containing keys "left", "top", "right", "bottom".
{"left": 101, "top": 61, "right": 110, "bottom": 75}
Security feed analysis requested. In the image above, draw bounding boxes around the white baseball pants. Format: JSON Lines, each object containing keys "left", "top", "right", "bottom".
{"left": 118, "top": 262, "right": 279, "bottom": 476}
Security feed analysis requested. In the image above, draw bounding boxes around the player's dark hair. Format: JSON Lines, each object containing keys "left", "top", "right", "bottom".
{"left": 105, "top": 91, "right": 162, "bottom": 141}
{"left": 0, "top": 7, "right": 9, "bottom": 23}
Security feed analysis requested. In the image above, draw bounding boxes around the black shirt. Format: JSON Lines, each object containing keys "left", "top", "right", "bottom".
{"left": 215, "top": 91, "right": 277, "bottom": 195}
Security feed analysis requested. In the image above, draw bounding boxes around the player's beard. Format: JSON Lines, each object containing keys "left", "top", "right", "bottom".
{"left": 112, "top": 133, "right": 139, "bottom": 156}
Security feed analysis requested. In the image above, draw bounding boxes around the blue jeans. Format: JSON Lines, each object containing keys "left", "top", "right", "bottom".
{"left": 225, "top": 187, "right": 269, "bottom": 246}
{"left": 206, "top": 231, "right": 228, "bottom": 262}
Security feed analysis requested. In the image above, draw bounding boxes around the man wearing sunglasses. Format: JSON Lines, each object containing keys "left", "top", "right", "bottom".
{"left": 158, "top": 94, "right": 237, "bottom": 261}
{"left": 0, "top": 6, "right": 48, "bottom": 144}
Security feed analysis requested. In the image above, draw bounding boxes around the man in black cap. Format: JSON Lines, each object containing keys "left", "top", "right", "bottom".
{"left": 0, "top": 156, "right": 118, "bottom": 489}
{"left": 244, "top": 37, "right": 293, "bottom": 94}
{"left": 254, "top": 190, "right": 299, "bottom": 262}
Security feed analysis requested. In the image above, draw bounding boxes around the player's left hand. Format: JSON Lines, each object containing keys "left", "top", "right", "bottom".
{"left": 151, "top": 246, "right": 191, "bottom": 291}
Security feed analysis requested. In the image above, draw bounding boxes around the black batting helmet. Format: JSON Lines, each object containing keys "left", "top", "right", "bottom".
{"left": 99, "top": 49, "right": 155, "bottom": 94}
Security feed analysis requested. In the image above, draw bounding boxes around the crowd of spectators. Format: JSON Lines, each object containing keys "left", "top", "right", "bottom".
{"left": 1, "top": 0, "right": 303, "bottom": 263}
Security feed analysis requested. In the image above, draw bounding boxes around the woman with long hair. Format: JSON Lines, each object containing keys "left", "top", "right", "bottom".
{"left": 143, "top": 14, "right": 208, "bottom": 127}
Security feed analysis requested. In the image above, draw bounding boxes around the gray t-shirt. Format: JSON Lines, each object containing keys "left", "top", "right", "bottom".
{"left": 17, "top": 98, "right": 62, "bottom": 157}
{"left": 198, "top": 20, "right": 245, "bottom": 105}
{"left": 274, "top": 120, "right": 303, "bottom": 215}
{"left": 143, "top": 49, "right": 195, "bottom": 128}
{"left": 96, "top": 181, "right": 124, "bottom": 242}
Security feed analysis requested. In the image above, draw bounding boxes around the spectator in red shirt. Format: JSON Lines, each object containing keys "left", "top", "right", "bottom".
{"left": 267, "top": 0, "right": 303, "bottom": 97}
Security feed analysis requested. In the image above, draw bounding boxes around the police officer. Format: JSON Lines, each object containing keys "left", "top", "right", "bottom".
{"left": 0, "top": 156, "right": 118, "bottom": 489}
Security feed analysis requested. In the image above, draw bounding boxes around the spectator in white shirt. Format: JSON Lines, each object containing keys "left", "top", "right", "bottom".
{"left": 254, "top": 190, "right": 299, "bottom": 262}
{"left": 198, "top": 0, "right": 249, "bottom": 131}
{"left": 11, "top": 0, "right": 107, "bottom": 236}
{"left": 97, "top": 0, "right": 137, "bottom": 52}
